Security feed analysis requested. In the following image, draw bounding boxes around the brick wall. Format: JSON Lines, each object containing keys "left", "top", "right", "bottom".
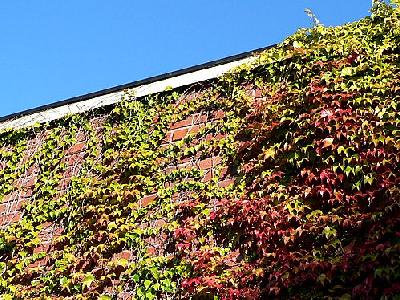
{"left": 0, "top": 84, "right": 263, "bottom": 297}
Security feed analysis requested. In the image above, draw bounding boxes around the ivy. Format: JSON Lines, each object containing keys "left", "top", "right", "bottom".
{"left": 0, "top": 1, "right": 400, "bottom": 299}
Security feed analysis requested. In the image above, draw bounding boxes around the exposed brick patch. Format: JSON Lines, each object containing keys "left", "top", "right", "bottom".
{"left": 76, "top": 131, "right": 86, "bottom": 142}
{"left": 0, "top": 84, "right": 253, "bottom": 296}
{"left": 0, "top": 211, "right": 21, "bottom": 228}
{"left": 170, "top": 112, "right": 208, "bottom": 131}
{"left": 0, "top": 203, "right": 6, "bottom": 214}
{"left": 172, "top": 127, "right": 189, "bottom": 141}
{"left": 201, "top": 170, "right": 213, "bottom": 183}
{"left": 170, "top": 116, "right": 194, "bottom": 130}
{"left": 153, "top": 218, "right": 167, "bottom": 228}
{"left": 20, "top": 188, "right": 33, "bottom": 199}
{"left": 61, "top": 152, "right": 85, "bottom": 190}
{"left": 164, "top": 165, "right": 177, "bottom": 175}
{"left": 163, "top": 131, "right": 174, "bottom": 143}
{"left": 0, "top": 134, "right": 43, "bottom": 228}
{"left": 204, "top": 132, "right": 226, "bottom": 142}
{"left": 211, "top": 109, "right": 225, "bottom": 120}
{"left": 254, "top": 88, "right": 263, "bottom": 98}
{"left": 220, "top": 166, "right": 229, "bottom": 178}
{"left": 0, "top": 190, "right": 26, "bottom": 227}
{"left": 23, "top": 175, "right": 37, "bottom": 189}
{"left": 218, "top": 178, "right": 235, "bottom": 188}
{"left": 113, "top": 250, "right": 132, "bottom": 261}
{"left": 33, "top": 244, "right": 50, "bottom": 254}
{"left": 118, "top": 292, "right": 133, "bottom": 300}
{"left": 198, "top": 156, "right": 222, "bottom": 170}
{"left": 66, "top": 142, "right": 86, "bottom": 155}
{"left": 21, "top": 131, "right": 48, "bottom": 164}
{"left": 192, "top": 112, "right": 208, "bottom": 125}
{"left": 147, "top": 246, "right": 156, "bottom": 256}
{"left": 139, "top": 194, "right": 158, "bottom": 207}
{"left": 166, "top": 123, "right": 205, "bottom": 142}
{"left": 58, "top": 130, "right": 87, "bottom": 192}
{"left": 26, "top": 165, "right": 38, "bottom": 177}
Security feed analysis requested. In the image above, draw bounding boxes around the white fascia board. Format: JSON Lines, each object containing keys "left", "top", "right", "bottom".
{"left": 0, "top": 57, "right": 254, "bottom": 131}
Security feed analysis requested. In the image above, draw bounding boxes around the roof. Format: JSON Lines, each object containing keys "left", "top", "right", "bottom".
{"left": 0, "top": 45, "right": 275, "bottom": 130}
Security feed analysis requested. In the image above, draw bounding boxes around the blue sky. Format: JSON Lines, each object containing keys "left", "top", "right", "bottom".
{"left": 0, "top": 1, "right": 371, "bottom": 117}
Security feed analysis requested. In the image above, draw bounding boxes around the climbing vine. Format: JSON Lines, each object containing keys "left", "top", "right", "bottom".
{"left": 0, "top": 1, "right": 399, "bottom": 299}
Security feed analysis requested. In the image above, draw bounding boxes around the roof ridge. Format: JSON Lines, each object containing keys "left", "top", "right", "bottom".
{"left": 0, "top": 44, "right": 275, "bottom": 126}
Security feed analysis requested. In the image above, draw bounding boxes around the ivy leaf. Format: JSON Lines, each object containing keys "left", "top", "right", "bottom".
{"left": 144, "top": 279, "right": 152, "bottom": 290}
{"left": 323, "top": 138, "right": 334, "bottom": 148}
{"left": 145, "top": 291, "right": 156, "bottom": 300}
{"left": 82, "top": 274, "right": 95, "bottom": 289}
{"left": 341, "top": 67, "right": 354, "bottom": 77}
{"left": 293, "top": 41, "right": 303, "bottom": 49}
{"left": 107, "top": 222, "right": 118, "bottom": 231}
{"left": 323, "top": 226, "right": 337, "bottom": 239}
{"left": 132, "top": 273, "right": 140, "bottom": 283}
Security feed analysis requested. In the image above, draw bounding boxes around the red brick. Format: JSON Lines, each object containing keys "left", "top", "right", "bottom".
{"left": 212, "top": 109, "right": 225, "bottom": 120}
{"left": 198, "top": 156, "right": 222, "bottom": 170}
{"left": 164, "top": 166, "right": 177, "bottom": 175}
{"left": 192, "top": 113, "right": 208, "bottom": 125}
{"left": 66, "top": 153, "right": 84, "bottom": 166}
{"left": 147, "top": 247, "right": 156, "bottom": 256}
{"left": 198, "top": 158, "right": 212, "bottom": 170}
{"left": 205, "top": 132, "right": 226, "bottom": 142}
{"left": 16, "top": 199, "right": 26, "bottom": 210}
{"left": 188, "top": 124, "right": 201, "bottom": 135}
{"left": 59, "top": 178, "right": 71, "bottom": 190}
{"left": 170, "top": 116, "right": 193, "bottom": 129}
{"left": 20, "top": 188, "right": 33, "bottom": 198}
{"left": 0, "top": 204, "right": 6, "bottom": 214}
{"left": 176, "top": 162, "right": 192, "bottom": 171}
{"left": 201, "top": 170, "right": 213, "bottom": 182}
{"left": 26, "top": 165, "right": 38, "bottom": 176}
{"left": 220, "top": 166, "right": 229, "bottom": 178}
{"left": 154, "top": 219, "right": 167, "bottom": 228}
{"left": 118, "top": 292, "right": 133, "bottom": 300}
{"left": 218, "top": 178, "right": 235, "bottom": 188}
{"left": 215, "top": 133, "right": 226, "bottom": 140}
{"left": 66, "top": 142, "right": 86, "bottom": 155}
{"left": 180, "top": 157, "right": 193, "bottom": 164}
{"left": 40, "top": 222, "right": 53, "bottom": 230}
{"left": 24, "top": 176, "right": 37, "bottom": 188}
{"left": 172, "top": 192, "right": 180, "bottom": 201}
{"left": 172, "top": 127, "right": 189, "bottom": 141}
{"left": 205, "top": 133, "right": 214, "bottom": 141}
{"left": 29, "top": 257, "right": 48, "bottom": 269}
{"left": 75, "top": 131, "right": 86, "bottom": 142}
{"left": 139, "top": 194, "right": 158, "bottom": 207}
{"left": 171, "top": 124, "right": 204, "bottom": 141}
{"left": 34, "top": 244, "right": 50, "bottom": 254}
{"left": 53, "top": 226, "right": 64, "bottom": 236}
{"left": 164, "top": 131, "right": 174, "bottom": 143}
{"left": 164, "top": 182, "right": 175, "bottom": 189}
{"left": 254, "top": 88, "right": 263, "bottom": 98}
{"left": 113, "top": 250, "right": 132, "bottom": 261}
{"left": 159, "top": 144, "right": 169, "bottom": 151}
{"left": 11, "top": 212, "right": 21, "bottom": 223}
{"left": 1, "top": 192, "right": 17, "bottom": 203}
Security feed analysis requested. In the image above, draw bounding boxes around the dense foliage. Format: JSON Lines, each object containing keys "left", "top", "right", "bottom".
{"left": 0, "top": 1, "right": 399, "bottom": 299}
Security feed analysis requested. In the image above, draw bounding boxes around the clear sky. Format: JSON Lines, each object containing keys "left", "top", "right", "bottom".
{"left": 0, "top": 1, "right": 371, "bottom": 118}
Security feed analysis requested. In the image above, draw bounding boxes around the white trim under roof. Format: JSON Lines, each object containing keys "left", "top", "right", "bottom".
{"left": 0, "top": 56, "right": 255, "bottom": 131}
